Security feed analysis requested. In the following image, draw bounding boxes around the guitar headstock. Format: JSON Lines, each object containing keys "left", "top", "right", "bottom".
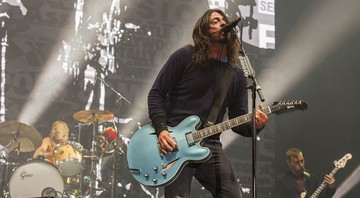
{"left": 335, "top": 153, "right": 352, "bottom": 168}
{"left": 271, "top": 100, "right": 308, "bottom": 114}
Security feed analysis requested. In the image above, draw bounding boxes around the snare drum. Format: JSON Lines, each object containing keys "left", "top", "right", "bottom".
{"left": 97, "top": 127, "right": 117, "bottom": 152}
{"left": 9, "top": 159, "right": 64, "bottom": 198}
{"left": 54, "top": 141, "right": 83, "bottom": 176}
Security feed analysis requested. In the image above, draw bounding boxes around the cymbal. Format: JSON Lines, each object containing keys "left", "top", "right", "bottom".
{"left": 73, "top": 109, "right": 114, "bottom": 123}
{"left": 0, "top": 120, "right": 42, "bottom": 153}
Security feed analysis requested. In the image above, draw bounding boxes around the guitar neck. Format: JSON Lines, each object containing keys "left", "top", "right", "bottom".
{"left": 191, "top": 106, "right": 273, "bottom": 142}
{"left": 309, "top": 167, "right": 339, "bottom": 198}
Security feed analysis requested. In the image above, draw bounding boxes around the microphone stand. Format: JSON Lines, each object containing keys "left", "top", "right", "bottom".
{"left": 236, "top": 26, "right": 265, "bottom": 198}
{"left": 0, "top": 141, "right": 13, "bottom": 194}
{"left": 97, "top": 76, "right": 131, "bottom": 198}
{"left": 97, "top": 76, "right": 131, "bottom": 105}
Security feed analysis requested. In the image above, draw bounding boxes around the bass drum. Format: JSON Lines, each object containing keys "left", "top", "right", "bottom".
{"left": 9, "top": 159, "right": 64, "bottom": 198}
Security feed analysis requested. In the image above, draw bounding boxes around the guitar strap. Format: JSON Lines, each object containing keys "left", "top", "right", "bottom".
{"left": 205, "top": 65, "right": 234, "bottom": 127}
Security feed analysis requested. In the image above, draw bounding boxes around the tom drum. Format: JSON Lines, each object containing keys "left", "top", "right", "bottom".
{"left": 54, "top": 141, "right": 83, "bottom": 176}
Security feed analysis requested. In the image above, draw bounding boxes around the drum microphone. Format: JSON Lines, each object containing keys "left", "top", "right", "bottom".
{"left": 221, "top": 17, "right": 241, "bottom": 33}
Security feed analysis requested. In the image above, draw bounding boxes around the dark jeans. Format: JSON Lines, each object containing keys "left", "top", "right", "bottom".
{"left": 165, "top": 141, "right": 243, "bottom": 198}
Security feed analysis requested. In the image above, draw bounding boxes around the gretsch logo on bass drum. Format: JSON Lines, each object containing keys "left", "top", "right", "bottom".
{"left": 20, "top": 170, "right": 33, "bottom": 180}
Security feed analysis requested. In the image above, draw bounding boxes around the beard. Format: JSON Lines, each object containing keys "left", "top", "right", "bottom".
{"left": 214, "top": 33, "right": 229, "bottom": 44}
{"left": 218, "top": 35, "right": 229, "bottom": 44}
{"left": 209, "top": 31, "right": 229, "bottom": 44}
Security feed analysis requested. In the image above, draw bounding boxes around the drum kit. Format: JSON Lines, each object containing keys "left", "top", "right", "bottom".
{"left": 0, "top": 109, "right": 126, "bottom": 198}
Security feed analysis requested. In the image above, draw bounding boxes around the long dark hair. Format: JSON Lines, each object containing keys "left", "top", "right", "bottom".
{"left": 189, "top": 9, "right": 240, "bottom": 67}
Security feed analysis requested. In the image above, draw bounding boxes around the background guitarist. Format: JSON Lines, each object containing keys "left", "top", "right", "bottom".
{"left": 147, "top": 8, "right": 268, "bottom": 198}
{"left": 274, "top": 147, "right": 336, "bottom": 198}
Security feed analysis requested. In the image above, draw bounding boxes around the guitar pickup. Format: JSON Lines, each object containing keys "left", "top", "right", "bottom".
{"left": 185, "top": 132, "right": 195, "bottom": 146}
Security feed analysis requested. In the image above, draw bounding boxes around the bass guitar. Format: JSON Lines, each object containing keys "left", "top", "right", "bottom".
{"left": 301, "top": 153, "right": 352, "bottom": 198}
{"left": 127, "top": 100, "right": 308, "bottom": 187}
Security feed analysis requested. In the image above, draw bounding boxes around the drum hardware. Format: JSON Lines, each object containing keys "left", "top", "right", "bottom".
{"left": 97, "top": 74, "right": 131, "bottom": 198}
{"left": 74, "top": 75, "right": 131, "bottom": 197}
{"left": 62, "top": 174, "right": 91, "bottom": 197}
{"left": 111, "top": 139, "right": 119, "bottom": 198}
{"left": 109, "top": 118, "right": 131, "bottom": 198}
{"left": 0, "top": 142, "right": 11, "bottom": 163}
{"left": 69, "top": 132, "right": 77, "bottom": 141}
{"left": 73, "top": 109, "right": 115, "bottom": 197}
{"left": 81, "top": 149, "right": 102, "bottom": 160}
{"left": 74, "top": 122, "right": 90, "bottom": 148}
{"left": 90, "top": 120, "right": 100, "bottom": 197}
{"left": 0, "top": 161, "right": 19, "bottom": 197}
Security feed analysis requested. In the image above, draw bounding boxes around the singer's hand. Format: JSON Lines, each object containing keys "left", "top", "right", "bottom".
{"left": 158, "top": 130, "right": 176, "bottom": 155}
{"left": 255, "top": 104, "right": 267, "bottom": 129}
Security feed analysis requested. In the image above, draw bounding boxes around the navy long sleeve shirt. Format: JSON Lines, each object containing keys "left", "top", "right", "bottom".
{"left": 148, "top": 47, "right": 254, "bottom": 139}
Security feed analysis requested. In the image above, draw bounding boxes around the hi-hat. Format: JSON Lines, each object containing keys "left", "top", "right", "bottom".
{"left": 73, "top": 109, "right": 114, "bottom": 123}
{"left": 0, "top": 120, "right": 42, "bottom": 153}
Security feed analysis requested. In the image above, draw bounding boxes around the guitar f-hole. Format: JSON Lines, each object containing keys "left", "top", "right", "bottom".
{"left": 161, "top": 158, "right": 180, "bottom": 172}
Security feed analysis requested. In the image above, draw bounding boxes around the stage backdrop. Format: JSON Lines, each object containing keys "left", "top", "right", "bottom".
{"left": 1, "top": 0, "right": 277, "bottom": 197}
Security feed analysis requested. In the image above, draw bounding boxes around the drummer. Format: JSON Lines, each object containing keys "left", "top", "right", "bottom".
{"left": 33, "top": 120, "right": 69, "bottom": 165}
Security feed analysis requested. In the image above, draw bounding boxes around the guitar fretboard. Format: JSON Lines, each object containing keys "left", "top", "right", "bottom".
{"left": 309, "top": 167, "right": 338, "bottom": 198}
{"left": 191, "top": 106, "right": 274, "bottom": 142}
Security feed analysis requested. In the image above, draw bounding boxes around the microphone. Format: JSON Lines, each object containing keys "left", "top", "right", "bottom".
{"left": 221, "top": 17, "right": 241, "bottom": 33}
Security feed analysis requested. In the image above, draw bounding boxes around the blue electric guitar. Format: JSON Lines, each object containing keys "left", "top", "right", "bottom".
{"left": 127, "top": 100, "right": 308, "bottom": 187}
